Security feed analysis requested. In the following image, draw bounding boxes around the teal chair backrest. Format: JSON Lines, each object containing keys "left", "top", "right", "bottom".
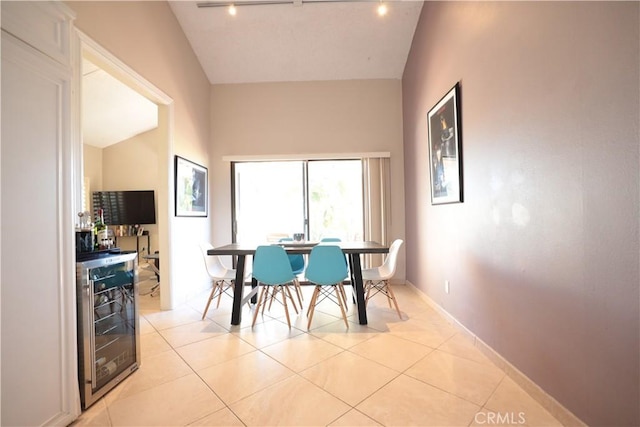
{"left": 253, "top": 245, "right": 296, "bottom": 285}
{"left": 279, "top": 237, "right": 305, "bottom": 274}
{"left": 319, "top": 237, "right": 347, "bottom": 267}
{"left": 305, "top": 245, "right": 348, "bottom": 285}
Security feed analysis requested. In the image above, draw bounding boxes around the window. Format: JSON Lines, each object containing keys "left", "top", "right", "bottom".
{"left": 307, "top": 160, "right": 363, "bottom": 241}
{"left": 232, "top": 160, "right": 363, "bottom": 243}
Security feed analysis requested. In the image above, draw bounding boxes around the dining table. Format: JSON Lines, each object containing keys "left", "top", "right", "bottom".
{"left": 207, "top": 241, "right": 389, "bottom": 326}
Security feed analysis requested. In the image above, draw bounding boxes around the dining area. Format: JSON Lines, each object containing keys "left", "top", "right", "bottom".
{"left": 84, "top": 241, "right": 563, "bottom": 427}
{"left": 200, "top": 239, "right": 405, "bottom": 328}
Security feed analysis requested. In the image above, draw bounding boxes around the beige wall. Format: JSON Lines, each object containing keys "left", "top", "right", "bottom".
{"left": 83, "top": 143, "right": 103, "bottom": 192}
{"left": 83, "top": 135, "right": 160, "bottom": 254}
{"left": 209, "top": 79, "right": 406, "bottom": 278}
{"left": 402, "top": 2, "right": 639, "bottom": 426}
{"left": 69, "top": 1, "right": 212, "bottom": 304}
{"left": 69, "top": 2, "right": 210, "bottom": 155}
{"left": 101, "top": 128, "right": 161, "bottom": 254}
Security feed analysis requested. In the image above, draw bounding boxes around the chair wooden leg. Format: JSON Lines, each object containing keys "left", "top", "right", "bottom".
{"left": 215, "top": 280, "right": 225, "bottom": 308}
{"left": 267, "top": 286, "right": 277, "bottom": 311}
{"left": 385, "top": 284, "right": 393, "bottom": 309}
{"left": 307, "top": 286, "right": 320, "bottom": 330}
{"left": 280, "top": 285, "right": 292, "bottom": 328}
{"left": 285, "top": 285, "right": 298, "bottom": 313}
{"left": 365, "top": 280, "right": 373, "bottom": 308}
{"left": 306, "top": 285, "right": 319, "bottom": 318}
{"left": 284, "top": 285, "right": 299, "bottom": 314}
{"left": 385, "top": 282, "right": 402, "bottom": 319}
{"left": 262, "top": 287, "right": 272, "bottom": 315}
{"left": 202, "top": 282, "right": 218, "bottom": 320}
{"left": 334, "top": 285, "right": 349, "bottom": 328}
{"left": 252, "top": 285, "right": 267, "bottom": 327}
{"left": 292, "top": 278, "right": 304, "bottom": 307}
{"left": 338, "top": 282, "right": 348, "bottom": 312}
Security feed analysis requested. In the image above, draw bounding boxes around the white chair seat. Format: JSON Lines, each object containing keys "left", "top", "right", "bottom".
{"left": 362, "top": 266, "right": 387, "bottom": 281}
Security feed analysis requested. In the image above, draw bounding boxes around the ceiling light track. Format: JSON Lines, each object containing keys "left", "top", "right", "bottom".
{"left": 197, "top": 0, "right": 384, "bottom": 8}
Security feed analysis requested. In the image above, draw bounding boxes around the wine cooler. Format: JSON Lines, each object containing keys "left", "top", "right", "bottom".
{"left": 76, "top": 251, "right": 140, "bottom": 409}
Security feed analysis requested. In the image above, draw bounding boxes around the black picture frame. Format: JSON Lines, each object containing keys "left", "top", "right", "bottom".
{"left": 427, "top": 82, "right": 463, "bottom": 205}
{"left": 175, "top": 155, "right": 208, "bottom": 217}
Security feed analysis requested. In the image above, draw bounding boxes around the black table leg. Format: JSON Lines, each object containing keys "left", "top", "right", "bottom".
{"left": 347, "top": 255, "right": 356, "bottom": 304}
{"left": 231, "top": 255, "right": 246, "bottom": 325}
{"left": 251, "top": 277, "right": 258, "bottom": 303}
{"left": 349, "top": 253, "right": 368, "bottom": 325}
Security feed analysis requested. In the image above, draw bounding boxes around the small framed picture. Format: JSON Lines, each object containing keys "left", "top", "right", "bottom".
{"left": 427, "top": 82, "right": 463, "bottom": 205}
{"left": 175, "top": 156, "right": 207, "bottom": 217}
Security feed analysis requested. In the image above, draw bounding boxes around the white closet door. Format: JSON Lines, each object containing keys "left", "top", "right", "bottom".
{"left": 1, "top": 30, "right": 79, "bottom": 426}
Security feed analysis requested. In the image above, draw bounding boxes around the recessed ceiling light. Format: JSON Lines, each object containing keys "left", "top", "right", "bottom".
{"left": 377, "top": 2, "right": 388, "bottom": 17}
{"left": 228, "top": 4, "right": 237, "bottom": 15}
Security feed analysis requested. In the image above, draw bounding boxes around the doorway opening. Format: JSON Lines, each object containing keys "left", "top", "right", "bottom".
{"left": 78, "top": 32, "right": 175, "bottom": 309}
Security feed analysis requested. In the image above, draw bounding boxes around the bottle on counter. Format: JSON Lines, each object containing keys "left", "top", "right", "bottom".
{"left": 94, "top": 209, "right": 107, "bottom": 250}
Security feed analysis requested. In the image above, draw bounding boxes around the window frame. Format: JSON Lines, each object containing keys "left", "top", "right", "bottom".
{"left": 230, "top": 158, "right": 365, "bottom": 244}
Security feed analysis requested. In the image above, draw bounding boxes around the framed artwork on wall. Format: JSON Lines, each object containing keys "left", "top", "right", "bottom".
{"left": 175, "top": 155, "right": 207, "bottom": 217}
{"left": 427, "top": 82, "right": 463, "bottom": 205}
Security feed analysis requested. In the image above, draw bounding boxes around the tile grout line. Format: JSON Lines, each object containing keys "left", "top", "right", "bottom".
{"left": 126, "top": 287, "right": 550, "bottom": 427}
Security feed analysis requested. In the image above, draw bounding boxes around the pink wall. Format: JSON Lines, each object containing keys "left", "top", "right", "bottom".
{"left": 402, "top": 2, "right": 639, "bottom": 425}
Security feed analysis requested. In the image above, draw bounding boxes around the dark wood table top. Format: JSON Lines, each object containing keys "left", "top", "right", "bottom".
{"left": 207, "top": 241, "right": 389, "bottom": 256}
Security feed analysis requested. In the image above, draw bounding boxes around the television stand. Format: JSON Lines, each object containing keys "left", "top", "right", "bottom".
{"left": 142, "top": 252, "right": 160, "bottom": 296}
{"left": 114, "top": 230, "right": 150, "bottom": 256}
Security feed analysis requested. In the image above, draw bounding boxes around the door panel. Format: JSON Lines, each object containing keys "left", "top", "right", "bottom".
{"left": 1, "top": 29, "right": 79, "bottom": 426}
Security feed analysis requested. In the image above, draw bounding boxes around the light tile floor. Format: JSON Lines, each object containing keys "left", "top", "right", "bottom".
{"left": 73, "top": 277, "right": 564, "bottom": 427}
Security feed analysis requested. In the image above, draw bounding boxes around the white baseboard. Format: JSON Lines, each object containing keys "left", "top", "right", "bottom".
{"left": 404, "top": 280, "right": 585, "bottom": 427}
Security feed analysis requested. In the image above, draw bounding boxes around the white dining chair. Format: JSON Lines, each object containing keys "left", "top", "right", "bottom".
{"left": 361, "top": 239, "right": 404, "bottom": 319}
{"left": 199, "top": 242, "right": 238, "bottom": 319}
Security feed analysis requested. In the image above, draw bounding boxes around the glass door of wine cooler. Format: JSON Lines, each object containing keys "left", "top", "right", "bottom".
{"left": 76, "top": 251, "right": 140, "bottom": 409}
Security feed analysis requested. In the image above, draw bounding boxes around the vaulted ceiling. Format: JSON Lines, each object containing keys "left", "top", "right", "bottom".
{"left": 82, "top": 58, "right": 158, "bottom": 148}
{"left": 169, "top": 0, "right": 424, "bottom": 84}
{"left": 82, "top": 1, "right": 423, "bottom": 148}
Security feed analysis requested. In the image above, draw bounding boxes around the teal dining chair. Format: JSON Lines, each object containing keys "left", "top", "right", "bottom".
{"left": 279, "top": 237, "right": 304, "bottom": 306}
{"left": 320, "top": 237, "right": 350, "bottom": 306}
{"left": 305, "top": 245, "right": 350, "bottom": 329}
{"left": 251, "top": 245, "right": 299, "bottom": 328}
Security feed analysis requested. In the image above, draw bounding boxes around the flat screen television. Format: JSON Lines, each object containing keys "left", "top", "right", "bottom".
{"left": 92, "top": 190, "right": 156, "bottom": 225}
